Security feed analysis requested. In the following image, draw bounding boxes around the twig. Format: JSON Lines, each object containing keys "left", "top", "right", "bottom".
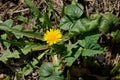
{"left": 12, "top": 8, "right": 29, "bottom": 14}
{"left": 8, "top": 8, "right": 29, "bottom": 14}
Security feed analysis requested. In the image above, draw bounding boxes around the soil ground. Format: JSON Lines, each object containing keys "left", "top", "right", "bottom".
{"left": 0, "top": 0, "right": 120, "bottom": 80}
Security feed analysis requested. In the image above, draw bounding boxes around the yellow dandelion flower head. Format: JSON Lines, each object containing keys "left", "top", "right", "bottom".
{"left": 44, "top": 28, "right": 62, "bottom": 45}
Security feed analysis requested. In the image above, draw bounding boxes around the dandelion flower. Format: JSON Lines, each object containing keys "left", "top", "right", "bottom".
{"left": 44, "top": 29, "right": 62, "bottom": 45}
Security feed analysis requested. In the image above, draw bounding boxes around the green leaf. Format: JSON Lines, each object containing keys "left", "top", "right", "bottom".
{"left": 64, "top": 3, "right": 83, "bottom": 19}
{"left": 21, "top": 44, "right": 48, "bottom": 55}
{"left": 45, "top": 0, "right": 54, "bottom": 14}
{"left": 112, "top": 75, "right": 120, "bottom": 80}
{"left": 0, "top": 23, "right": 43, "bottom": 40}
{"left": 103, "top": 13, "right": 119, "bottom": 26}
{"left": 72, "top": 0, "right": 78, "bottom": 4}
{"left": 79, "top": 34, "right": 99, "bottom": 47}
{"left": 82, "top": 49, "right": 103, "bottom": 56}
{"left": 17, "top": 16, "right": 28, "bottom": 23}
{"left": 39, "top": 62, "right": 63, "bottom": 80}
{"left": 70, "top": 17, "right": 99, "bottom": 36}
{"left": 1, "top": 34, "right": 11, "bottom": 48}
{"left": 70, "top": 19, "right": 87, "bottom": 35}
{"left": 22, "top": 58, "right": 38, "bottom": 75}
{"left": 60, "top": 16, "right": 73, "bottom": 30}
{"left": 13, "top": 25, "right": 23, "bottom": 39}
{"left": 99, "top": 18, "right": 111, "bottom": 33}
{"left": 0, "top": 49, "right": 20, "bottom": 62}
{"left": 40, "top": 62, "right": 54, "bottom": 77}
{"left": 110, "top": 62, "right": 120, "bottom": 75}
{"left": 22, "top": 52, "right": 46, "bottom": 76}
{"left": 84, "top": 34, "right": 101, "bottom": 49}
{"left": 3, "top": 76, "right": 10, "bottom": 80}
{"left": 70, "top": 14, "right": 101, "bottom": 35}
{"left": 99, "top": 13, "right": 119, "bottom": 33}
{"left": 24, "top": 0, "right": 40, "bottom": 19}
{"left": 60, "top": 17, "right": 87, "bottom": 36}
{"left": 1, "top": 39, "right": 26, "bottom": 47}
{"left": 65, "top": 41, "right": 78, "bottom": 57}
{"left": 86, "top": 14, "right": 101, "bottom": 31}
{"left": 111, "top": 30, "right": 120, "bottom": 43}
{"left": 79, "top": 77, "right": 84, "bottom": 80}
{"left": 78, "top": 34, "right": 103, "bottom": 56}
{"left": 2, "top": 19, "right": 13, "bottom": 27}
{"left": 39, "top": 13, "right": 52, "bottom": 27}
{"left": 65, "top": 70, "right": 71, "bottom": 80}
{"left": 66, "top": 47, "right": 83, "bottom": 66}
{"left": 60, "top": 14, "right": 101, "bottom": 36}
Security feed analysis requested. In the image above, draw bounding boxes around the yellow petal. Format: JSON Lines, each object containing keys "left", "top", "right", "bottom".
{"left": 43, "top": 29, "right": 62, "bottom": 46}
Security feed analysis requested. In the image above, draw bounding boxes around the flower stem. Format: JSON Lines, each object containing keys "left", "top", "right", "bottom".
{"left": 52, "top": 54, "right": 61, "bottom": 71}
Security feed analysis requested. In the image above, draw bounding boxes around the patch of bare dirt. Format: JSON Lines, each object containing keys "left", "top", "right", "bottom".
{"left": 0, "top": 0, "right": 120, "bottom": 80}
